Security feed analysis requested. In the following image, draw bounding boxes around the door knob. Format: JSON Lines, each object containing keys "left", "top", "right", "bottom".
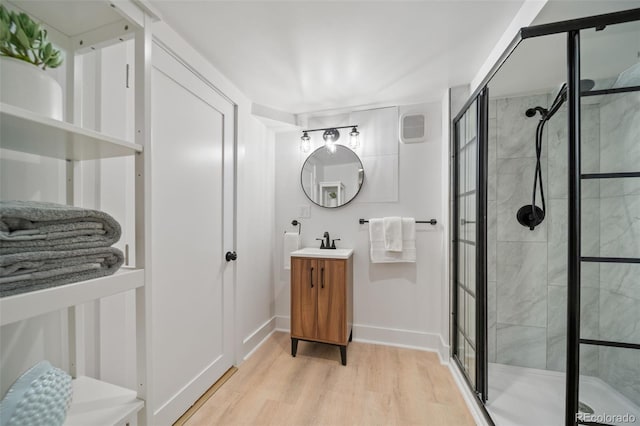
{"left": 225, "top": 251, "right": 237, "bottom": 262}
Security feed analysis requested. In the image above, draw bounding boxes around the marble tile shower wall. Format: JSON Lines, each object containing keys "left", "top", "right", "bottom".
{"left": 488, "top": 94, "right": 551, "bottom": 370}
{"left": 546, "top": 102, "right": 600, "bottom": 377}
{"left": 487, "top": 94, "right": 601, "bottom": 375}
{"left": 595, "top": 92, "right": 640, "bottom": 405}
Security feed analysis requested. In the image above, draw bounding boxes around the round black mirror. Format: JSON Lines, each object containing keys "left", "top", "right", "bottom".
{"left": 300, "top": 145, "right": 364, "bottom": 208}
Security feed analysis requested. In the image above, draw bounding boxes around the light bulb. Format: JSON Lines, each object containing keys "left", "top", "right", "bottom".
{"left": 349, "top": 127, "right": 360, "bottom": 149}
{"left": 322, "top": 128, "right": 340, "bottom": 143}
{"left": 300, "top": 131, "right": 311, "bottom": 153}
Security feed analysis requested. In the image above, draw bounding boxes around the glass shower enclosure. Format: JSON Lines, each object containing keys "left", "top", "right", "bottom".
{"left": 452, "top": 8, "right": 640, "bottom": 426}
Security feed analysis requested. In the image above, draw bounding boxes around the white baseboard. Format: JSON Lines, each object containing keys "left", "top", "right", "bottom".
{"left": 449, "top": 361, "right": 490, "bottom": 426}
{"left": 353, "top": 323, "right": 449, "bottom": 364}
{"left": 275, "top": 315, "right": 290, "bottom": 332}
{"left": 439, "top": 337, "right": 451, "bottom": 365}
{"left": 152, "top": 357, "right": 229, "bottom": 425}
{"left": 242, "top": 316, "right": 277, "bottom": 362}
{"left": 274, "top": 316, "right": 448, "bottom": 364}
{"left": 153, "top": 318, "right": 277, "bottom": 423}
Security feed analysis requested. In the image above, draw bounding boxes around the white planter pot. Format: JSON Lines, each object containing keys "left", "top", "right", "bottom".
{"left": 0, "top": 57, "right": 63, "bottom": 120}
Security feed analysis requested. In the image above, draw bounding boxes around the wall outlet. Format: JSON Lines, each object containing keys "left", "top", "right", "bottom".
{"left": 299, "top": 205, "right": 310, "bottom": 218}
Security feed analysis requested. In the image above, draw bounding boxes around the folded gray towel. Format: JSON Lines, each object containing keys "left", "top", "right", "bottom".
{"left": 0, "top": 201, "right": 121, "bottom": 254}
{"left": 0, "top": 247, "right": 124, "bottom": 297}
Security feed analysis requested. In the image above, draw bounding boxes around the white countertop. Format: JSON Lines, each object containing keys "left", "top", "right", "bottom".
{"left": 291, "top": 247, "right": 353, "bottom": 259}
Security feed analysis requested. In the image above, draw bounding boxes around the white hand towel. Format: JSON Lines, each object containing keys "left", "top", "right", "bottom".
{"left": 383, "top": 216, "right": 403, "bottom": 252}
{"left": 400, "top": 217, "right": 416, "bottom": 262}
{"left": 402, "top": 217, "right": 416, "bottom": 240}
{"left": 369, "top": 218, "right": 387, "bottom": 263}
{"left": 283, "top": 232, "right": 300, "bottom": 270}
{"left": 369, "top": 217, "right": 417, "bottom": 263}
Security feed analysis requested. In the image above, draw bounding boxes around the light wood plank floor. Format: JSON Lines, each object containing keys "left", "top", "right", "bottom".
{"left": 184, "top": 332, "right": 475, "bottom": 426}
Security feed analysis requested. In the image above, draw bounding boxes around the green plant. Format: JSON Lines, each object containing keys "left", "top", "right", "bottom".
{"left": 0, "top": 4, "right": 62, "bottom": 69}
{"left": 329, "top": 192, "right": 337, "bottom": 199}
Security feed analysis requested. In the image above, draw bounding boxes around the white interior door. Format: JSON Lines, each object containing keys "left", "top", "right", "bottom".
{"left": 150, "top": 43, "right": 235, "bottom": 425}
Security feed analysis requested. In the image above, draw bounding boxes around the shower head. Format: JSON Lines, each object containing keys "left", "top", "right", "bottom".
{"left": 525, "top": 79, "right": 595, "bottom": 120}
{"left": 546, "top": 79, "right": 596, "bottom": 118}
{"left": 525, "top": 106, "right": 547, "bottom": 118}
{"left": 581, "top": 79, "right": 595, "bottom": 92}
{"left": 552, "top": 79, "right": 595, "bottom": 102}
{"left": 558, "top": 79, "right": 595, "bottom": 93}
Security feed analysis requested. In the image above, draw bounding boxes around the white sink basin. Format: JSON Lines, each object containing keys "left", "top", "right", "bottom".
{"left": 291, "top": 247, "right": 353, "bottom": 259}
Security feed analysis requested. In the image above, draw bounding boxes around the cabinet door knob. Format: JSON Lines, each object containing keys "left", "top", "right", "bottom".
{"left": 225, "top": 251, "right": 237, "bottom": 262}
{"left": 310, "top": 267, "right": 314, "bottom": 288}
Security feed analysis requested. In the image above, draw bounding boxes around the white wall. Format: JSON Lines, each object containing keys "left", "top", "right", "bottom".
{"left": 470, "top": 0, "right": 547, "bottom": 93}
{"left": 236, "top": 117, "right": 276, "bottom": 360}
{"left": 273, "top": 101, "right": 449, "bottom": 358}
{"left": 440, "top": 90, "right": 451, "bottom": 354}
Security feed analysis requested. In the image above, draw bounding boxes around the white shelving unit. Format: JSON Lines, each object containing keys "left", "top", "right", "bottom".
{"left": 0, "top": 1, "right": 156, "bottom": 424}
{"left": 319, "top": 181, "right": 345, "bottom": 207}
{"left": 0, "top": 103, "right": 143, "bottom": 160}
{"left": 65, "top": 376, "right": 144, "bottom": 426}
{"left": 0, "top": 269, "right": 144, "bottom": 326}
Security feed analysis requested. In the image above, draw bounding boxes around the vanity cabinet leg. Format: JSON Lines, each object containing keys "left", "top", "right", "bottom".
{"left": 340, "top": 345, "right": 347, "bottom": 366}
{"left": 291, "top": 338, "right": 298, "bottom": 357}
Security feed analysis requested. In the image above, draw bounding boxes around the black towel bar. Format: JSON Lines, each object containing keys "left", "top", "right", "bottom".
{"left": 359, "top": 218, "right": 437, "bottom": 225}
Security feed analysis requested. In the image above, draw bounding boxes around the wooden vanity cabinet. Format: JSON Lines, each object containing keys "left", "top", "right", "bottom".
{"left": 290, "top": 256, "right": 353, "bottom": 365}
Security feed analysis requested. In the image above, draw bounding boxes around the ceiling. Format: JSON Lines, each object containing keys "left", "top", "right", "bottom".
{"left": 150, "top": 0, "right": 526, "bottom": 114}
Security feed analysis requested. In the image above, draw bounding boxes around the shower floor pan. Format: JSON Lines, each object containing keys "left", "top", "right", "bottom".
{"left": 486, "top": 363, "right": 639, "bottom": 426}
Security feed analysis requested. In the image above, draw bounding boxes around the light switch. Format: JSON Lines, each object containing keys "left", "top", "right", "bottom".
{"left": 299, "top": 205, "right": 310, "bottom": 218}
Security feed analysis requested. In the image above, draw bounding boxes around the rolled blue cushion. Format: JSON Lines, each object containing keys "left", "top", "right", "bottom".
{"left": 0, "top": 361, "right": 73, "bottom": 426}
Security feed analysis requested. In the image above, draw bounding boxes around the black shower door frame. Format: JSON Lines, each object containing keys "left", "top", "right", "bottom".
{"left": 451, "top": 7, "right": 640, "bottom": 426}
{"left": 451, "top": 88, "right": 489, "bottom": 409}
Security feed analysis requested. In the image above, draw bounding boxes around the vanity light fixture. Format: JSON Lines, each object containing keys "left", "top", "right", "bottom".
{"left": 323, "top": 128, "right": 340, "bottom": 153}
{"left": 300, "top": 131, "right": 311, "bottom": 153}
{"left": 322, "top": 128, "right": 340, "bottom": 143}
{"left": 299, "top": 125, "right": 359, "bottom": 154}
{"left": 349, "top": 127, "right": 360, "bottom": 149}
